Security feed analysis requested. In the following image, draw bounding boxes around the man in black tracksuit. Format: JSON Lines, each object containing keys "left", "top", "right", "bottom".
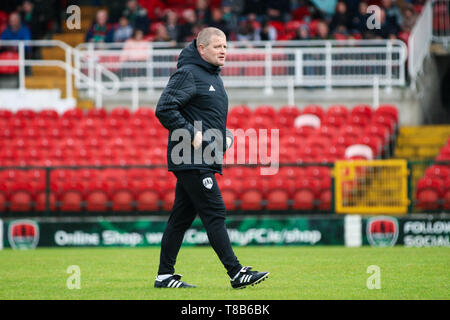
{"left": 154, "top": 27, "right": 269, "bottom": 289}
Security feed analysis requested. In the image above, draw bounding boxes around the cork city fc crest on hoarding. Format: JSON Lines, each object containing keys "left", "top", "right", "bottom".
{"left": 8, "top": 220, "right": 39, "bottom": 249}
{"left": 366, "top": 216, "right": 399, "bottom": 247}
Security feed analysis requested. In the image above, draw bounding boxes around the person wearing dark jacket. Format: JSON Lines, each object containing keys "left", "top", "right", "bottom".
{"left": 154, "top": 27, "right": 269, "bottom": 289}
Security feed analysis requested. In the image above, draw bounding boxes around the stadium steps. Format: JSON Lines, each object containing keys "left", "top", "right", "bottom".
{"left": 31, "top": 66, "right": 66, "bottom": 77}
{"left": 62, "top": 19, "right": 92, "bottom": 33}
{"left": 51, "top": 33, "right": 86, "bottom": 48}
{"left": 394, "top": 125, "right": 450, "bottom": 160}
{"left": 29, "top": 6, "right": 103, "bottom": 107}
{"left": 25, "top": 76, "right": 77, "bottom": 99}
{"left": 41, "top": 47, "right": 66, "bottom": 61}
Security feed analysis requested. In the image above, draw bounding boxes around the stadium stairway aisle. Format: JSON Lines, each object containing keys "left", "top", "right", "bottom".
{"left": 26, "top": 6, "right": 102, "bottom": 109}
{"left": 394, "top": 126, "right": 450, "bottom": 212}
{"left": 394, "top": 125, "right": 450, "bottom": 160}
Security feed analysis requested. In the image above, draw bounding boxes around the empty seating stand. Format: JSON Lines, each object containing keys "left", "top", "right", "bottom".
{"left": 0, "top": 104, "right": 399, "bottom": 214}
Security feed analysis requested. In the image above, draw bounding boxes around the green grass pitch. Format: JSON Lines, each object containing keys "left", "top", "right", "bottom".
{"left": 0, "top": 246, "right": 448, "bottom": 300}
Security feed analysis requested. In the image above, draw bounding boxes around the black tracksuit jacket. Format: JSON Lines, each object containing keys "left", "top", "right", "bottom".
{"left": 155, "top": 39, "right": 233, "bottom": 174}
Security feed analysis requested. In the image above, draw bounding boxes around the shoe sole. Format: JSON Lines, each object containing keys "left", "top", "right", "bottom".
{"left": 155, "top": 285, "right": 197, "bottom": 288}
{"left": 233, "top": 272, "right": 270, "bottom": 289}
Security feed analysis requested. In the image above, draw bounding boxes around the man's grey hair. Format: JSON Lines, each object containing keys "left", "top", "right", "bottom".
{"left": 196, "top": 27, "right": 226, "bottom": 48}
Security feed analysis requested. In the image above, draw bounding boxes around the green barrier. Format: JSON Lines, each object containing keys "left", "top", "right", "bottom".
{"left": 2, "top": 216, "right": 345, "bottom": 248}
{"left": 2, "top": 215, "right": 449, "bottom": 249}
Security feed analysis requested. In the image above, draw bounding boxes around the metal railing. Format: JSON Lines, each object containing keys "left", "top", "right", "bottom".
{"left": 0, "top": 40, "right": 120, "bottom": 107}
{"left": 75, "top": 39, "right": 407, "bottom": 99}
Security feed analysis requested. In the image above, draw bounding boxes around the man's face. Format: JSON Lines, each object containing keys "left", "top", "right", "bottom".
{"left": 198, "top": 35, "right": 227, "bottom": 67}
{"left": 9, "top": 13, "right": 20, "bottom": 30}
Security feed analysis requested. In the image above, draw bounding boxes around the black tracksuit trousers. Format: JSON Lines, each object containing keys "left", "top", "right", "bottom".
{"left": 158, "top": 169, "right": 242, "bottom": 278}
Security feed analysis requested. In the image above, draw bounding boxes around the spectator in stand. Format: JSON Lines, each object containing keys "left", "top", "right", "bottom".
{"left": 86, "top": 9, "right": 114, "bottom": 43}
{"left": 314, "top": 20, "right": 332, "bottom": 40}
{"left": 400, "top": 5, "right": 417, "bottom": 33}
{"left": 195, "top": 0, "right": 212, "bottom": 26}
{"left": 209, "top": 7, "right": 230, "bottom": 38}
{"left": 113, "top": 16, "right": 133, "bottom": 42}
{"left": 366, "top": 8, "right": 397, "bottom": 39}
{"left": 266, "top": 0, "right": 291, "bottom": 22}
{"left": 177, "top": 9, "right": 198, "bottom": 43}
{"left": 241, "top": 0, "right": 267, "bottom": 21}
{"left": 154, "top": 23, "right": 176, "bottom": 47}
{"left": 381, "top": 0, "right": 402, "bottom": 34}
{"left": 236, "top": 16, "right": 260, "bottom": 41}
{"left": 258, "top": 19, "right": 277, "bottom": 41}
{"left": 221, "top": 0, "right": 242, "bottom": 38}
{"left": 343, "top": 0, "right": 360, "bottom": 17}
{"left": 122, "top": 0, "right": 150, "bottom": 33}
{"left": 294, "top": 23, "right": 310, "bottom": 40}
{"left": 164, "top": 10, "right": 179, "bottom": 43}
{"left": 350, "top": 1, "right": 370, "bottom": 36}
{"left": 0, "top": 11, "right": 32, "bottom": 68}
{"left": 330, "top": 1, "right": 352, "bottom": 34}
{"left": 20, "top": 0, "right": 45, "bottom": 40}
{"left": 1, "top": 11, "right": 31, "bottom": 43}
{"left": 120, "top": 28, "right": 149, "bottom": 77}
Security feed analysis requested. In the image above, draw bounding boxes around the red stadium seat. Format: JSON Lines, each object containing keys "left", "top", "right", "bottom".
{"left": 339, "top": 125, "right": 363, "bottom": 139}
{"left": 229, "top": 105, "right": 252, "bottom": 120}
{"left": 303, "top": 104, "right": 324, "bottom": 120}
{"left": 363, "top": 124, "right": 389, "bottom": 146}
{"left": 371, "top": 115, "right": 395, "bottom": 135}
{"left": 239, "top": 177, "right": 266, "bottom": 210}
{"left": 85, "top": 181, "right": 110, "bottom": 212}
{"left": 375, "top": 104, "right": 398, "bottom": 124}
{"left": 292, "top": 179, "right": 320, "bottom": 211}
{"left": 266, "top": 177, "right": 294, "bottom": 210}
{"left": 110, "top": 181, "right": 136, "bottom": 212}
{"left": 424, "top": 165, "right": 449, "bottom": 180}
{"left": 15, "top": 109, "right": 37, "bottom": 120}
{"left": 59, "top": 181, "right": 84, "bottom": 212}
{"left": 0, "top": 183, "right": 7, "bottom": 212}
{"left": 351, "top": 104, "right": 372, "bottom": 119}
{"left": 254, "top": 105, "right": 276, "bottom": 119}
{"left": 357, "top": 136, "right": 382, "bottom": 157}
{"left": 35, "top": 183, "right": 58, "bottom": 212}
{"left": 219, "top": 177, "right": 241, "bottom": 210}
{"left": 322, "top": 115, "right": 345, "bottom": 129}
{"left": 317, "top": 126, "right": 338, "bottom": 139}
{"left": 416, "top": 177, "right": 444, "bottom": 211}
{"left": 161, "top": 178, "right": 176, "bottom": 211}
{"left": 306, "top": 135, "right": 330, "bottom": 152}
{"left": 62, "top": 108, "right": 83, "bottom": 120}
{"left": 110, "top": 107, "right": 131, "bottom": 119}
{"left": 327, "top": 104, "right": 349, "bottom": 120}
{"left": 443, "top": 177, "right": 450, "bottom": 211}
{"left": 0, "top": 51, "right": 19, "bottom": 74}
{"left": 305, "top": 166, "right": 331, "bottom": 180}
{"left": 278, "top": 105, "right": 301, "bottom": 119}
{"left": 136, "top": 180, "right": 161, "bottom": 211}
{"left": 318, "top": 177, "right": 332, "bottom": 211}
{"left": 38, "top": 109, "right": 59, "bottom": 120}
{"left": 325, "top": 145, "right": 346, "bottom": 161}
{"left": 87, "top": 108, "right": 107, "bottom": 119}
{"left": 9, "top": 182, "right": 34, "bottom": 212}
{"left": 348, "top": 114, "right": 370, "bottom": 128}
{"left": 0, "top": 109, "right": 13, "bottom": 119}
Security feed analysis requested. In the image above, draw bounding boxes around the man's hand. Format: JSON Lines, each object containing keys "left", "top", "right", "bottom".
{"left": 226, "top": 136, "right": 233, "bottom": 150}
{"left": 192, "top": 131, "right": 203, "bottom": 150}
